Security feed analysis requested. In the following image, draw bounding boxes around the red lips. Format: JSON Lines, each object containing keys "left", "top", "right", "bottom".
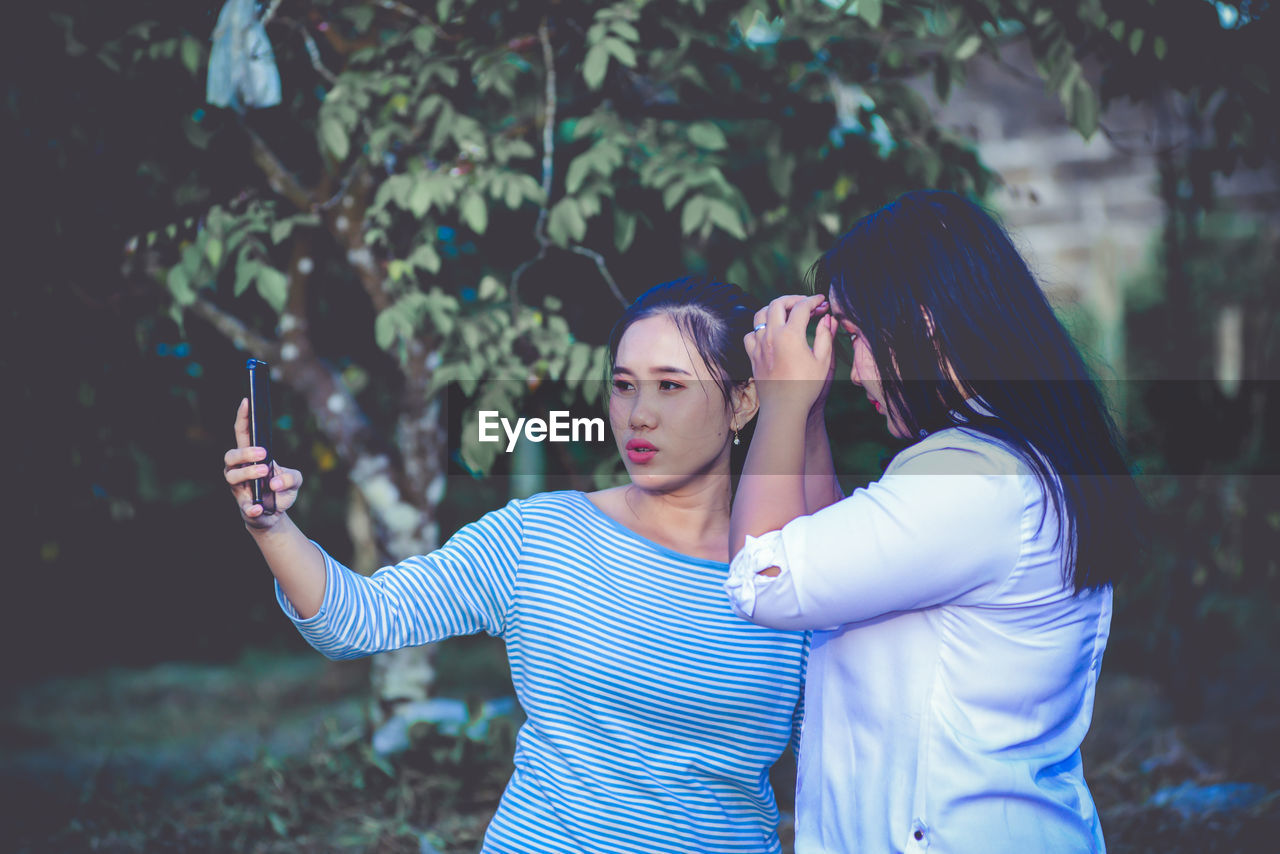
{"left": 625, "top": 438, "right": 657, "bottom": 464}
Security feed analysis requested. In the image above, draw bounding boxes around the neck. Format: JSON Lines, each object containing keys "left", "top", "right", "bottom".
{"left": 624, "top": 472, "right": 733, "bottom": 534}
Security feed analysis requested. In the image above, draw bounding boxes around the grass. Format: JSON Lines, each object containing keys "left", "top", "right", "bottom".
{"left": 5, "top": 647, "right": 1278, "bottom": 853}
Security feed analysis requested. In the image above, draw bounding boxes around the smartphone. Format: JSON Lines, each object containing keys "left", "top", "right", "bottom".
{"left": 246, "top": 358, "right": 276, "bottom": 514}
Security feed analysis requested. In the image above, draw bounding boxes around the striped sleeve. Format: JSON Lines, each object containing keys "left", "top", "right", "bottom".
{"left": 275, "top": 499, "right": 523, "bottom": 660}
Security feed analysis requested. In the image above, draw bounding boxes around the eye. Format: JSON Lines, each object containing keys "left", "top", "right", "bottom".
{"left": 612, "top": 378, "right": 635, "bottom": 392}
{"left": 658, "top": 380, "right": 684, "bottom": 391}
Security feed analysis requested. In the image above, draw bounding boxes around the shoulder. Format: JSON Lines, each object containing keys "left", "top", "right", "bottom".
{"left": 503, "top": 490, "right": 596, "bottom": 525}
{"left": 886, "top": 427, "right": 1030, "bottom": 478}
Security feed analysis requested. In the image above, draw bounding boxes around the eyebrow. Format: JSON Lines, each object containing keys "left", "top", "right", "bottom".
{"left": 613, "top": 365, "right": 694, "bottom": 376}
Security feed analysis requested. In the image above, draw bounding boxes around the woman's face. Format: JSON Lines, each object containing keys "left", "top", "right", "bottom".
{"left": 828, "top": 290, "right": 911, "bottom": 440}
{"left": 609, "top": 314, "right": 751, "bottom": 492}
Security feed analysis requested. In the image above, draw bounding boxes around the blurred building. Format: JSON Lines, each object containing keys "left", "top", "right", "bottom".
{"left": 925, "top": 40, "right": 1278, "bottom": 388}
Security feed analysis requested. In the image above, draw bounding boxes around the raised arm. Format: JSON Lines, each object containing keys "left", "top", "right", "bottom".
{"left": 802, "top": 406, "right": 843, "bottom": 514}
{"left": 224, "top": 398, "right": 326, "bottom": 617}
{"left": 731, "top": 294, "right": 836, "bottom": 559}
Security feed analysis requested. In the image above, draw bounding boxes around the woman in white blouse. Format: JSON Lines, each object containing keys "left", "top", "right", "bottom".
{"left": 727, "top": 190, "right": 1145, "bottom": 853}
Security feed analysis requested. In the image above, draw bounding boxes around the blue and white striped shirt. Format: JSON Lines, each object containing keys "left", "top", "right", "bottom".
{"left": 276, "top": 490, "right": 808, "bottom": 853}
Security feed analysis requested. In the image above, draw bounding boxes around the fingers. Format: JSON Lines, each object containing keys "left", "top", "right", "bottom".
{"left": 782, "top": 293, "right": 828, "bottom": 333}
{"left": 812, "top": 313, "right": 836, "bottom": 364}
{"left": 224, "top": 461, "right": 271, "bottom": 487}
{"left": 753, "top": 294, "right": 829, "bottom": 335}
{"left": 765, "top": 295, "right": 796, "bottom": 331}
{"left": 268, "top": 466, "right": 302, "bottom": 494}
{"left": 234, "top": 398, "right": 252, "bottom": 448}
{"left": 224, "top": 444, "right": 267, "bottom": 471}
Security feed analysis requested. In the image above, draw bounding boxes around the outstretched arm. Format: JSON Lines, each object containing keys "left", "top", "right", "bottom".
{"left": 224, "top": 398, "right": 326, "bottom": 618}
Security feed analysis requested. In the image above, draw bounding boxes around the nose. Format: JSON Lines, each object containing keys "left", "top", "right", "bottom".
{"left": 627, "top": 387, "right": 658, "bottom": 430}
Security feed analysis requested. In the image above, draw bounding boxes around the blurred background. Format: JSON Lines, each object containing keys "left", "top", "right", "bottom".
{"left": 3, "top": 1, "right": 1277, "bottom": 851}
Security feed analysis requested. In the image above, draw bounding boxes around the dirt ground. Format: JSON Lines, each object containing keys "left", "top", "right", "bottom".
{"left": 3, "top": 651, "right": 1277, "bottom": 852}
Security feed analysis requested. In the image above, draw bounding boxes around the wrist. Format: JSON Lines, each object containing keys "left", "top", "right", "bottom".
{"left": 246, "top": 509, "right": 292, "bottom": 538}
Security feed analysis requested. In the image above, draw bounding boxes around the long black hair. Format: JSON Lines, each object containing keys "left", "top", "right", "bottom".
{"left": 816, "top": 190, "right": 1145, "bottom": 591}
{"left": 607, "top": 276, "right": 757, "bottom": 461}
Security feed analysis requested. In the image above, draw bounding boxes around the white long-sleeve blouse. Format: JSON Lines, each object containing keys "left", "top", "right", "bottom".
{"left": 726, "top": 426, "right": 1111, "bottom": 854}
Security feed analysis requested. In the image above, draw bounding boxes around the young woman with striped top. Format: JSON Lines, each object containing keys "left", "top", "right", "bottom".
{"left": 223, "top": 277, "right": 809, "bottom": 853}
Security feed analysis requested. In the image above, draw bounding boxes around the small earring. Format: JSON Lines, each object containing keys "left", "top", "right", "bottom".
{"left": 733, "top": 429, "right": 741, "bottom": 446}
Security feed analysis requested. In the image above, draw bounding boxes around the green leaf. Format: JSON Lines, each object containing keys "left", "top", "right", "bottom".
{"left": 611, "top": 21, "right": 640, "bottom": 42}
{"left": 256, "top": 266, "right": 289, "bottom": 313}
{"left": 565, "top": 152, "right": 594, "bottom": 195}
{"left": 320, "top": 116, "right": 349, "bottom": 160}
{"left": 234, "top": 258, "right": 258, "bottom": 297}
{"left": 204, "top": 237, "right": 223, "bottom": 269}
{"left": 614, "top": 209, "right": 637, "bottom": 252}
{"left": 564, "top": 341, "right": 592, "bottom": 389}
{"left": 1153, "top": 36, "right": 1167, "bottom": 61}
{"left": 410, "top": 242, "right": 442, "bottom": 274}
{"left": 375, "top": 307, "right": 400, "bottom": 351}
{"left": 859, "top": 0, "right": 883, "bottom": 28}
{"left": 411, "top": 25, "right": 436, "bottom": 53}
{"left": 767, "top": 153, "right": 795, "bottom": 197}
{"left": 662, "top": 179, "right": 689, "bottom": 211}
{"left": 605, "top": 38, "right": 637, "bottom": 68}
{"left": 583, "top": 44, "right": 610, "bottom": 90}
{"left": 180, "top": 243, "right": 203, "bottom": 276}
{"left": 180, "top": 37, "right": 201, "bottom": 75}
{"left": 706, "top": 199, "right": 747, "bottom": 240}
{"left": 688, "top": 121, "right": 727, "bottom": 151}
{"left": 954, "top": 35, "right": 981, "bottom": 62}
{"left": 502, "top": 173, "right": 523, "bottom": 209}
{"left": 271, "top": 214, "right": 320, "bottom": 244}
{"left": 681, "top": 196, "right": 710, "bottom": 236}
{"left": 1069, "top": 77, "right": 1099, "bottom": 139}
{"left": 167, "top": 265, "right": 194, "bottom": 306}
{"left": 341, "top": 6, "right": 375, "bottom": 32}
{"left": 409, "top": 175, "right": 433, "bottom": 218}
{"left": 547, "top": 198, "right": 587, "bottom": 246}
{"left": 1128, "top": 28, "right": 1144, "bottom": 55}
{"left": 1057, "top": 61, "right": 1082, "bottom": 103}
{"left": 515, "top": 174, "right": 547, "bottom": 206}
{"left": 460, "top": 191, "right": 488, "bottom": 234}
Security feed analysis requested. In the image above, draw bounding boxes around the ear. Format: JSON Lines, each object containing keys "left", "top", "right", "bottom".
{"left": 729, "top": 378, "right": 760, "bottom": 430}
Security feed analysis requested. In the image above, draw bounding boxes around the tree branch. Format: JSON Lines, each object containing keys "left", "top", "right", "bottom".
{"left": 188, "top": 295, "right": 280, "bottom": 360}
{"left": 376, "top": 0, "right": 452, "bottom": 40}
{"left": 259, "top": 0, "right": 285, "bottom": 28}
{"left": 242, "top": 122, "right": 315, "bottom": 211}
{"left": 511, "top": 19, "right": 557, "bottom": 308}
{"left": 278, "top": 18, "right": 340, "bottom": 85}
{"left": 568, "top": 245, "right": 627, "bottom": 307}
{"left": 511, "top": 21, "right": 628, "bottom": 309}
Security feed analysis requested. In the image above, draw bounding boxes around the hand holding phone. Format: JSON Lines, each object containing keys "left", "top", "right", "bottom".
{"left": 246, "top": 358, "right": 277, "bottom": 515}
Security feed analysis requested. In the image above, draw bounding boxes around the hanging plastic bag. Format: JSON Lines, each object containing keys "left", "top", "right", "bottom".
{"left": 206, "top": 0, "right": 282, "bottom": 110}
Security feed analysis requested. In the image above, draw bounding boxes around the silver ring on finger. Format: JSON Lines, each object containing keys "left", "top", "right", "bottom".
{"left": 753, "top": 323, "right": 767, "bottom": 333}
